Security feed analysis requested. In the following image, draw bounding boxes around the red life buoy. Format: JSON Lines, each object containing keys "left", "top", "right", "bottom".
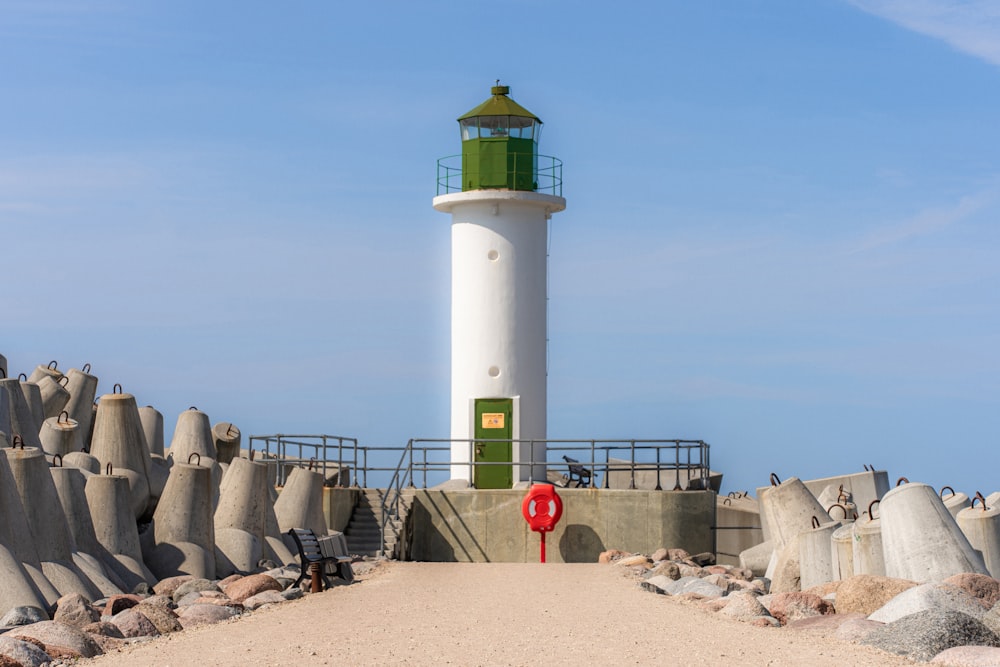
{"left": 522, "top": 484, "right": 563, "bottom": 533}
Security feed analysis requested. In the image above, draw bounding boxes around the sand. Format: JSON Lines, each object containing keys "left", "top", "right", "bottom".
{"left": 81, "top": 562, "right": 919, "bottom": 666}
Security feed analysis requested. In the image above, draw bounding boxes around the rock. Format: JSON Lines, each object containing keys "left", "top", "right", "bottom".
{"left": 135, "top": 604, "right": 183, "bottom": 634}
{"left": 648, "top": 561, "right": 680, "bottom": 580}
{"left": 835, "top": 617, "right": 884, "bottom": 643}
{"left": 176, "top": 603, "right": 242, "bottom": 628}
{"left": 768, "top": 536, "right": 802, "bottom": 594}
{"left": 598, "top": 549, "right": 628, "bottom": 564}
{"left": 667, "top": 548, "right": 690, "bottom": 561}
{"left": 870, "top": 582, "right": 988, "bottom": 624}
{"left": 52, "top": 593, "right": 100, "bottom": 628}
{"left": 613, "top": 555, "right": 650, "bottom": 568}
{"left": 191, "top": 597, "right": 242, "bottom": 609}
{"left": 701, "top": 597, "right": 729, "bottom": 612}
{"left": 104, "top": 593, "right": 142, "bottom": 617}
{"left": 677, "top": 564, "right": 704, "bottom": 578}
{"left": 109, "top": 608, "right": 160, "bottom": 638}
{"left": 131, "top": 582, "right": 152, "bottom": 596}
{"left": 223, "top": 574, "right": 283, "bottom": 603}
{"left": 11, "top": 620, "right": 103, "bottom": 659}
{"left": 689, "top": 552, "right": 716, "bottom": 566}
{"left": 172, "top": 578, "right": 219, "bottom": 604}
{"left": 944, "top": 573, "right": 1000, "bottom": 610}
{"left": 765, "top": 592, "right": 834, "bottom": 626}
{"left": 720, "top": 591, "right": 772, "bottom": 623}
{"left": 138, "top": 594, "right": 175, "bottom": 610}
{"left": 0, "top": 636, "right": 52, "bottom": 667}
{"left": 0, "top": 606, "right": 47, "bottom": 627}
{"left": 932, "top": 645, "right": 1000, "bottom": 665}
{"left": 82, "top": 621, "right": 124, "bottom": 638}
{"left": 659, "top": 576, "right": 726, "bottom": 599}
{"left": 835, "top": 575, "right": 917, "bottom": 616}
{"left": 861, "top": 609, "right": 1000, "bottom": 662}
{"left": 641, "top": 575, "right": 674, "bottom": 594}
{"left": 281, "top": 587, "right": 304, "bottom": 601}
{"left": 218, "top": 573, "right": 243, "bottom": 589}
{"left": 152, "top": 575, "right": 193, "bottom": 597}
{"left": 749, "top": 616, "right": 781, "bottom": 628}
{"left": 243, "top": 590, "right": 286, "bottom": 610}
{"left": 650, "top": 548, "right": 668, "bottom": 562}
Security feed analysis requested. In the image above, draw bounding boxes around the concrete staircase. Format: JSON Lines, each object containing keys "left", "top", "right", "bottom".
{"left": 344, "top": 488, "right": 415, "bottom": 558}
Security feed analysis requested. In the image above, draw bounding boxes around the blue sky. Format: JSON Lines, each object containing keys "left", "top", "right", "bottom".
{"left": 3, "top": 1, "right": 998, "bottom": 497}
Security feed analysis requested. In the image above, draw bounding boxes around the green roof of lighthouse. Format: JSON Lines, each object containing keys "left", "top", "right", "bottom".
{"left": 457, "top": 84, "right": 541, "bottom": 123}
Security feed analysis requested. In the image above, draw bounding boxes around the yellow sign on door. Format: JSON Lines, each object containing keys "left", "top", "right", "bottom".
{"left": 482, "top": 413, "right": 505, "bottom": 429}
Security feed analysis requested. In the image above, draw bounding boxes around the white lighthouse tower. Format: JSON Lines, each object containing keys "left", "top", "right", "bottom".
{"left": 433, "top": 83, "right": 566, "bottom": 488}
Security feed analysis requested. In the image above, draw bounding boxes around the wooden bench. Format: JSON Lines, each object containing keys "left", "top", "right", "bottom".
{"left": 562, "top": 455, "right": 592, "bottom": 488}
{"left": 287, "top": 528, "right": 353, "bottom": 591}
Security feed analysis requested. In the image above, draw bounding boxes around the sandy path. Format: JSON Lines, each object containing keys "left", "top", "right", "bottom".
{"left": 84, "top": 562, "right": 917, "bottom": 667}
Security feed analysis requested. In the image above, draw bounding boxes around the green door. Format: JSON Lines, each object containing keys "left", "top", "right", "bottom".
{"left": 474, "top": 398, "right": 513, "bottom": 489}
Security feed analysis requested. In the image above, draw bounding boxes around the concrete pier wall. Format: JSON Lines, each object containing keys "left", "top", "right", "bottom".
{"left": 406, "top": 488, "right": 715, "bottom": 563}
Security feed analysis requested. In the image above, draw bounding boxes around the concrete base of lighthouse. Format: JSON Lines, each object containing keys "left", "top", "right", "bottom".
{"left": 433, "top": 190, "right": 566, "bottom": 487}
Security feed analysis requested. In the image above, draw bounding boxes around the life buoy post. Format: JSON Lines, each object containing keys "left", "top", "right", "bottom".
{"left": 521, "top": 483, "right": 563, "bottom": 563}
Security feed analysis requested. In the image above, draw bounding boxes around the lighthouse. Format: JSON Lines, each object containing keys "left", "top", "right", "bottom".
{"left": 433, "top": 83, "right": 566, "bottom": 488}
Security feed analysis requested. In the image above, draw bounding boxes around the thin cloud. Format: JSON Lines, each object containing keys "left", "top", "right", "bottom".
{"left": 851, "top": 182, "right": 998, "bottom": 251}
{"left": 848, "top": 0, "right": 1000, "bottom": 67}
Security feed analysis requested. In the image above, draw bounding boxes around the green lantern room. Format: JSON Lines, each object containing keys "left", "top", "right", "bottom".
{"left": 458, "top": 83, "right": 541, "bottom": 192}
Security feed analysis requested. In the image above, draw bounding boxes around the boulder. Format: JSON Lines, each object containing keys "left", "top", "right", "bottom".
{"left": 765, "top": 592, "right": 834, "bottom": 626}
{"left": 861, "top": 609, "right": 1000, "bottom": 662}
{"left": 135, "top": 603, "right": 182, "bottom": 634}
{"left": 242, "top": 590, "right": 286, "bottom": 610}
{"left": 104, "top": 593, "right": 142, "bottom": 617}
{"left": 152, "top": 574, "right": 193, "bottom": 597}
{"left": 834, "top": 575, "right": 917, "bottom": 616}
{"left": 0, "top": 607, "right": 46, "bottom": 627}
{"left": 648, "top": 561, "right": 680, "bottom": 580}
{"left": 597, "top": 549, "right": 628, "bottom": 564}
{"left": 222, "top": 574, "right": 283, "bottom": 603}
{"left": 11, "top": 620, "right": 103, "bottom": 659}
{"left": 172, "top": 578, "right": 219, "bottom": 603}
{"left": 931, "top": 645, "right": 1000, "bottom": 666}
{"left": 943, "top": 573, "right": 1000, "bottom": 610}
{"left": 0, "top": 636, "right": 52, "bottom": 667}
{"left": 834, "top": 617, "right": 884, "bottom": 643}
{"left": 720, "top": 591, "right": 772, "bottom": 623}
{"left": 650, "top": 548, "right": 668, "bottom": 562}
{"left": 870, "top": 582, "right": 988, "bottom": 624}
{"left": 176, "top": 603, "right": 241, "bottom": 628}
{"left": 81, "top": 621, "right": 124, "bottom": 638}
{"left": 52, "top": 593, "right": 100, "bottom": 628}
{"left": 109, "top": 608, "right": 160, "bottom": 638}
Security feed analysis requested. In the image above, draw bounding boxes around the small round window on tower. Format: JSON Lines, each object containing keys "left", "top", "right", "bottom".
{"left": 487, "top": 249, "right": 499, "bottom": 261}
{"left": 488, "top": 366, "right": 501, "bottom": 378}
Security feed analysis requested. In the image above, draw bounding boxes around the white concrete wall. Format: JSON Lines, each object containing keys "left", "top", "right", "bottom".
{"left": 433, "top": 190, "right": 566, "bottom": 484}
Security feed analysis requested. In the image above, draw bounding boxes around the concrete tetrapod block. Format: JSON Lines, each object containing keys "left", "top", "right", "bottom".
{"left": 214, "top": 457, "right": 294, "bottom": 576}
{"left": 62, "top": 451, "right": 101, "bottom": 476}
{"left": 211, "top": 422, "right": 240, "bottom": 465}
{"left": 37, "top": 374, "right": 70, "bottom": 421}
{"left": 957, "top": 502, "right": 1000, "bottom": 579}
{"left": 26, "top": 362, "right": 62, "bottom": 386}
{"left": 167, "top": 408, "right": 216, "bottom": 463}
{"left": 0, "top": 384, "right": 10, "bottom": 443}
{"left": 39, "top": 414, "right": 83, "bottom": 458}
{"left": 147, "top": 454, "right": 171, "bottom": 507}
{"left": 5, "top": 446, "right": 102, "bottom": 601}
{"left": 852, "top": 513, "right": 886, "bottom": 577}
{"left": 149, "top": 460, "right": 215, "bottom": 580}
{"left": 62, "top": 367, "right": 99, "bottom": 451}
{"left": 0, "top": 448, "right": 60, "bottom": 607}
{"left": 274, "top": 467, "right": 327, "bottom": 544}
{"left": 799, "top": 519, "right": 843, "bottom": 590}
{"left": 138, "top": 406, "right": 164, "bottom": 457}
{"left": 50, "top": 466, "right": 129, "bottom": 594}
{"left": 759, "top": 476, "right": 831, "bottom": 549}
{"left": 942, "top": 488, "right": 971, "bottom": 519}
{"left": 89, "top": 390, "right": 152, "bottom": 519}
{"left": 0, "top": 379, "right": 44, "bottom": 449}
{"left": 881, "top": 481, "right": 988, "bottom": 583}
{"left": 0, "top": 353, "right": 5, "bottom": 378}
{"left": 831, "top": 522, "right": 856, "bottom": 581}
{"left": 18, "top": 380, "right": 45, "bottom": 436}
{"left": 85, "top": 473, "right": 157, "bottom": 590}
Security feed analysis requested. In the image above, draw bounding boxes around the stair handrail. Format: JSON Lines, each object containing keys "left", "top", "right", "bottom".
{"left": 379, "top": 439, "right": 415, "bottom": 558}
